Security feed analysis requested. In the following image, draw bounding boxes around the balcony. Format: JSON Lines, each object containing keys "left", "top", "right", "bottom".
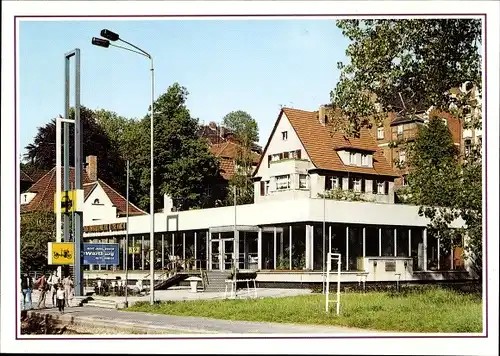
{"left": 269, "top": 158, "right": 310, "bottom": 177}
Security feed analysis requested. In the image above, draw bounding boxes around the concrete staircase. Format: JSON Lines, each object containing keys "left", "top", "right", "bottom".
{"left": 84, "top": 298, "right": 118, "bottom": 309}
{"left": 204, "top": 270, "right": 232, "bottom": 292}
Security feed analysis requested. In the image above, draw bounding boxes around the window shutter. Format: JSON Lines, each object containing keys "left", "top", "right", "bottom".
{"left": 361, "top": 179, "right": 365, "bottom": 192}
{"left": 339, "top": 177, "right": 343, "bottom": 190}
{"left": 384, "top": 181, "right": 389, "bottom": 195}
{"left": 279, "top": 152, "right": 284, "bottom": 160}
{"left": 283, "top": 152, "right": 289, "bottom": 159}
{"left": 372, "top": 180, "right": 377, "bottom": 193}
{"left": 260, "top": 181, "right": 265, "bottom": 196}
{"left": 268, "top": 155, "right": 272, "bottom": 168}
{"left": 296, "top": 149, "right": 301, "bottom": 159}
{"left": 348, "top": 178, "right": 354, "bottom": 190}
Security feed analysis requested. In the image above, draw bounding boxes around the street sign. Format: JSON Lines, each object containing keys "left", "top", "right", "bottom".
{"left": 54, "top": 189, "right": 84, "bottom": 213}
{"left": 128, "top": 246, "right": 141, "bottom": 254}
{"left": 48, "top": 242, "right": 74, "bottom": 265}
{"left": 83, "top": 243, "right": 120, "bottom": 265}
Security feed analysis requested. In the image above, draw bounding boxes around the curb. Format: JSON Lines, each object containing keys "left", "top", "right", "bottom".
{"left": 26, "top": 310, "right": 213, "bottom": 334}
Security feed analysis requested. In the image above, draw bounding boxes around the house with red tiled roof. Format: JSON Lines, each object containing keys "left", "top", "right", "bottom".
{"left": 252, "top": 106, "right": 399, "bottom": 204}
{"left": 20, "top": 156, "right": 146, "bottom": 224}
{"left": 210, "top": 141, "right": 261, "bottom": 180}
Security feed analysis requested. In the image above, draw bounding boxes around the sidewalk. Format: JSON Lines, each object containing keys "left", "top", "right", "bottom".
{"left": 26, "top": 306, "right": 377, "bottom": 334}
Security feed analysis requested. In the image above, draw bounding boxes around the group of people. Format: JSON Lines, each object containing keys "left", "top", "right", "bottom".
{"left": 21, "top": 270, "right": 74, "bottom": 313}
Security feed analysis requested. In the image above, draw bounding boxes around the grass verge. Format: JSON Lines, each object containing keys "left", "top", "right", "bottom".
{"left": 127, "top": 286, "right": 482, "bottom": 333}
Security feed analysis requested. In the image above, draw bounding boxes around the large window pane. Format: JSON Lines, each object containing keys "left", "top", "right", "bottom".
{"left": 396, "top": 228, "right": 409, "bottom": 257}
{"left": 365, "top": 226, "right": 379, "bottom": 257}
{"left": 410, "top": 227, "right": 424, "bottom": 271}
{"left": 348, "top": 226, "right": 363, "bottom": 270}
{"left": 330, "top": 224, "right": 347, "bottom": 270}
{"left": 291, "top": 225, "right": 306, "bottom": 270}
{"left": 313, "top": 224, "right": 325, "bottom": 271}
{"left": 262, "top": 232, "right": 275, "bottom": 270}
{"left": 427, "top": 231, "right": 439, "bottom": 271}
{"left": 381, "top": 228, "right": 394, "bottom": 256}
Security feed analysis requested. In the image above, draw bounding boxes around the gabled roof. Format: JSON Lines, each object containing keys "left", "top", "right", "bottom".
{"left": 20, "top": 167, "right": 146, "bottom": 216}
{"left": 210, "top": 141, "right": 261, "bottom": 180}
{"left": 20, "top": 170, "right": 33, "bottom": 183}
{"left": 254, "top": 107, "right": 398, "bottom": 178}
{"left": 97, "top": 179, "right": 145, "bottom": 216}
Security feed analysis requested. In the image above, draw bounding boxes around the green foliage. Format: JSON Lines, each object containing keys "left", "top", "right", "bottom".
{"left": 20, "top": 212, "right": 55, "bottom": 272}
{"left": 332, "top": 19, "right": 481, "bottom": 130}
{"left": 318, "top": 188, "right": 373, "bottom": 202}
{"left": 222, "top": 110, "right": 259, "bottom": 206}
{"left": 332, "top": 19, "right": 483, "bottom": 276}
{"left": 24, "top": 106, "right": 127, "bottom": 192}
{"left": 131, "top": 83, "right": 225, "bottom": 211}
{"left": 127, "top": 286, "right": 482, "bottom": 332}
{"left": 222, "top": 110, "right": 259, "bottom": 143}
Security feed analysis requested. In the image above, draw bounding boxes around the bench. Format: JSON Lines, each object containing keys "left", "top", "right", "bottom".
{"left": 224, "top": 279, "right": 257, "bottom": 299}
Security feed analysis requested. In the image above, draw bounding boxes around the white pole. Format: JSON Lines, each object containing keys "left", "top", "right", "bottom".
{"left": 55, "top": 115, "right": 62, "bottom": 244}
{"left": 55, "top": 115, "right": 63, "bottom": 280}
{"left": 149, "top": 57, "right": 155, "bottom": 305}
{"left": 273, "top": 227, "right": 277, "bottom": 270}
{"left": 325, "top": 252, "right": 330, "bottom": 312}
{"left": 125, "top": 160, "right": 129, "bottom": 306}
{"left": 322, "top": 194, "right": 326, "bottom": 294}
{"left": 289, "top": 225, "right": 292, "bottom": 270}
{"left": 337, "top": 258, "right": 341, "bottom": 315}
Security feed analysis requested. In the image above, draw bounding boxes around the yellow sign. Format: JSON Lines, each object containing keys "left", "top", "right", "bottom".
{"left": 128, "top": 246, "right": 141, "bottom": 254}
{"left": 48, "top": 242, "right": 74, "bottom": 265}
{"left": 54, "top": 189, "right": 84, "bottom": 214}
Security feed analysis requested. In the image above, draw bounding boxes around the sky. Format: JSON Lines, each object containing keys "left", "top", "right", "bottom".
{"left": 19, "top": 19, "right": 350, "bottom": 156}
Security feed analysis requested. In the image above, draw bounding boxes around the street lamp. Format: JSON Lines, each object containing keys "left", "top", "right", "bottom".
{"left": 92, "top": 29, "right": 156, "bottom": 305}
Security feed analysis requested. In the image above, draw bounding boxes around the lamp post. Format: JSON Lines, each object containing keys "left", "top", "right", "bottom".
{"left": 92, "top": 30, "right": 156, "bottom": 305}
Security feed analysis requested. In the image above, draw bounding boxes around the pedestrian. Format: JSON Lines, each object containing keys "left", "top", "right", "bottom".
{"left": 34, "top": 273, "right": 48, "bottom": 309}
{"left": 62, "top": 275, "right": 73, "bottom": 308}
{"left": 48, "top": 270, "right": 60, "bottom": 307}
{"left": 20, "top": 272, "right": 33, "bottom": 310}
{"left": 56, "top": 284, "right": 66, "bottom": 314}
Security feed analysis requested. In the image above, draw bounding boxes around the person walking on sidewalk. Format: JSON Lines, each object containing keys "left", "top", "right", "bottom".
{"left": 20, "top": 272, "right": 33, "bottom": 310}
{"left": 48, "top": 270, "right": 60, "bottom": 307}
{"left": 34, "top": 273, "right": 48, "bottom": 309}
{"left": 56, "top": 284, "right": 66, "bottom": 314}
{"left": 62, "top": 275, "right": 73, "bottom": 307}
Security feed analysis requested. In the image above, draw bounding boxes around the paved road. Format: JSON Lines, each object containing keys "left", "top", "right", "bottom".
{"left": 27, "top": 306, "right": 377, "bottom": 334}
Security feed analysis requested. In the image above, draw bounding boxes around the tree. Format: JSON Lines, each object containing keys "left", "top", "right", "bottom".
{"left": 221, "top": 110, "right": 259, "bottom": 206}
{"left": 20, "top": 212, "right": 55, "bottom": 273}
{"left": 331, "top": 19, "right": 483, "bottom": 275}
{"left": 222, "top": 110, "right": 259, "bottom": 143}
{"left": 24, "top": 106, "right": 127, "bottom": 192}
{"left": 131, "top": 83, "right": 224, "bottom": 211}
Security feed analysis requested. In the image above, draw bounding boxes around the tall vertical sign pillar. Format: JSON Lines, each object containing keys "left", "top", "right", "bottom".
{"left": 65, "top": 48, "right": 83, "bottom": 297}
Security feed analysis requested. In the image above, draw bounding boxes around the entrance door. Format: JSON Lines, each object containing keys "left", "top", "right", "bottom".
{"left": 223, "top": 239, "right": 234, "bottom": 270}
{"left": 210, "top": 239, "right": 235, "bottom": 271}
{"left": 211, "top": 240, "right": 221, "bottom": 270}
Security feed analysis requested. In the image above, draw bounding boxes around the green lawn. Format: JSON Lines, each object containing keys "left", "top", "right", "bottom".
{"left": 127, "top": 286, "right": 483, "bottom": 333}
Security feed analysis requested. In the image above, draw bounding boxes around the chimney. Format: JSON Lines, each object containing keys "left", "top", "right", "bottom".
{"left": 86, "top": 155, "right": 97, "bottom": 182}
{"left": 318, "top": 105, "right": 327, "bottom": 126}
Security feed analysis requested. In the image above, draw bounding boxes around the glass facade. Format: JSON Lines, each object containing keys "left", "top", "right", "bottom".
{"left": 83, "top": 222, "right": 461, "bottom": 274}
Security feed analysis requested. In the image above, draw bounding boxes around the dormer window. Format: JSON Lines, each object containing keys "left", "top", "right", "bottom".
{"left": 282, "top": 131, "right": 288, "bottom": 140}
{"left": 349, "top": 152, "right": 356, "bottom": 165}
{"left": 361, "top": 154, "right": 368, "bottom": 166}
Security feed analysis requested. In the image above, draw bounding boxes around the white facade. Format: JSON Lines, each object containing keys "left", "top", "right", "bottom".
{"left": 83, "top": 184, "right": 119, "bottom": 225}
{"left": 253, "top": 112, "right": 315, "bottom": 203}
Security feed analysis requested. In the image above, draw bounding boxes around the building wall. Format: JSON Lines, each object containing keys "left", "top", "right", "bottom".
{"left": 83, "top": 183, "right": 118, "bottom": 225}
{"left": 254, "top": 112, "right": 315, "bottom": 203}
